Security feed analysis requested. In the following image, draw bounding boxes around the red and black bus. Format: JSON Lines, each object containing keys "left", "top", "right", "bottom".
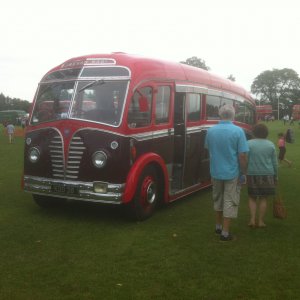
{"left": 22, "top": 53, "right": 256, "bottom": 220}
{"left": 256, "top": 105, "right": 273, "bottom": 120}
{"left": 292, "top": 104, "right": 300, "bottom": 120}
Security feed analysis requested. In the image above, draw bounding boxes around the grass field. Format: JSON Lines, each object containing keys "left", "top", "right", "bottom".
{"left": 0, "top": 121, "right": 299, "bottom": 300}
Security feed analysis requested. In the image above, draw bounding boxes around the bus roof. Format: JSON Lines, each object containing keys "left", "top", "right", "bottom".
{"left": 44, "top": 52, "right": 254, "bottom": 103}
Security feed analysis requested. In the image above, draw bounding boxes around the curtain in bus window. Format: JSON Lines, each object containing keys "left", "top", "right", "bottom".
{"left": 127, "top": 87, "right": 152, "bottom": 128}
{"left": 187, "top": 93, "right": 201, "bottom": 122}
{"left": 206, "top": 95, "right": 221, "bottom": 120}
{"left": 155, "top": 86, "right": 170, "bottom": 124}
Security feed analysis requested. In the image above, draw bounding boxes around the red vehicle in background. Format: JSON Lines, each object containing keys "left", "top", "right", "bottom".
{"left": 292, "top": 104, "right": 300, "bottom": 120}
{"left": 23, "top": 53, "right": 256, "bottom": 220}
{"left": 256, "top": 105, "right": 273, "bottom": 120}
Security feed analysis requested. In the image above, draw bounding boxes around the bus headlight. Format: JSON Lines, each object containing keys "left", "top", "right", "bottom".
{"left": 28, "top": 147, "right": 40, "bottom": 163}
{"left": 92, "top": 151, "right": 107, "bottom": 168}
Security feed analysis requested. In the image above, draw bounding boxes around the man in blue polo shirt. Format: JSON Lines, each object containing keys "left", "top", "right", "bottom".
{"left": 205, "top": 104, "right": 248, "bottom": 241}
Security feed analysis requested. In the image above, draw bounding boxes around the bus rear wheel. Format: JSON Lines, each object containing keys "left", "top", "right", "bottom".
{"left": 131, "top": 166, "right": 159, "bottom": 221}
{"left": 33, "top": 194, "right": 65, "bottom": 208}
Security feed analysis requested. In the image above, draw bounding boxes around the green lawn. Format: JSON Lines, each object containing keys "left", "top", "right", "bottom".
{"left": 0, "top": 121, "right": 299, "bottom": 300}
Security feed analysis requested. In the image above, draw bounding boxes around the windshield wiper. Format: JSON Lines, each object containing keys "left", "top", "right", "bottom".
{"left": 78, "top": 79, "right": 105, "bottom": 93}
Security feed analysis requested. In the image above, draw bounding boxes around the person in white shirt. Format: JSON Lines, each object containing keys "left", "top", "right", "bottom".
{"left": 6, "top": 123, "right": 15, "bottom": 144}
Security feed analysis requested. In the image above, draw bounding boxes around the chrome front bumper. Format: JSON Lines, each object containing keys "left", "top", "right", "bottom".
{"left": 23, "top": 175, "right": 124, "bottom": 204}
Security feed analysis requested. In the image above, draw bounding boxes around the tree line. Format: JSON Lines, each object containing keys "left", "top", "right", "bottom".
{"left": 0, "top": 93, "right": 31, "bottom": 112}
{"left": 181, "top": 56, "right": 300, "bottom": 118}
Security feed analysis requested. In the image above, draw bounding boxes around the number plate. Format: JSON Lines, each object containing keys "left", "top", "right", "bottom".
{"left": 51, "top": 183, "right": 78, "bottom": 195}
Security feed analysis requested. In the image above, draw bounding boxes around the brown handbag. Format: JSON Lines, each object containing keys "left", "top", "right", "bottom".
{"left": 273, "top": 192, "right": 287, "bottom": 219}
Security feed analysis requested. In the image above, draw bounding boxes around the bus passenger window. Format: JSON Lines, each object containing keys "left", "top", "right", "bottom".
{"left": 127, "top": 87, "right": 152, "bottom": 128}
{"left": 155, "top": 86, "right": 170, "bottom": 124}
{"left": 187, "top": 93, "right": 201, "bottom": 122}
{"left": 206, "top": 95, "right": 221, "bottom": 120}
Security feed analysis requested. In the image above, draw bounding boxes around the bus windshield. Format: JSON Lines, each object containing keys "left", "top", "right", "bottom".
{"left": 31, "top": 82, "right": 75, "bottom": 124}
{"left": 71, "top": 80, "right": 128, "bottom": 126}
{"left": 31, "top": 80, "right": 128, "bottom": 126}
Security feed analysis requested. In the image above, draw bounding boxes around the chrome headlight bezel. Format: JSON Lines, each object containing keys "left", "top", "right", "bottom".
{"left": 28, "top": 147, "right": 40, "bottom": 163}
{"left": 92, "top": 151, "right": 108, "bottom": 168}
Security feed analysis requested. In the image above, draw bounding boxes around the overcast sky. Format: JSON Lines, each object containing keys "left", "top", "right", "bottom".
{"left": 1, "top": 0, "right": 300, "bottom": 101}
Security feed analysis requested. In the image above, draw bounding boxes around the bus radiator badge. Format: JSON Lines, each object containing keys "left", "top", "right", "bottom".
{"left": 64, "top": 128, "right": 71, "bottom": 137}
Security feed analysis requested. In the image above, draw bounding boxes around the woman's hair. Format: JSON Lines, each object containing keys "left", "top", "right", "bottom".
{"left": 218, "top": 104, "right": 235, "bottom": 120}
{"left": 252, "top": 123, "right": 269, "bottom": 138}
{"left": 278, "top": 132, "right": 284, "bottom": 138}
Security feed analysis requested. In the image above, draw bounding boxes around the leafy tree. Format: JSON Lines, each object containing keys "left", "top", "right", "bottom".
{"left": 227, "top": 74, "right": 236, "bottom": 82}
{"left": 0, "top": 93, "right": 31, "bottom": 112}
{"left": 251, "top": 68, "right": 300, "bottom": 119}
{"left": 180, "top": 56, "right": 210, "bottom": 71}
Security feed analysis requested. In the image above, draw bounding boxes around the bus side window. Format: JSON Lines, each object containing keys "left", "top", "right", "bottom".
{"left": 127, "top": 87, "right": 152, "bottom": 128}
{"left": 235, "top": 102, "right": 255, "bottom": 125}
{"left": 206, "top": 95, "right": 220, "bottom": 120}
{"left": 220, "top": 98, "right": 233, "bottom": 108}
{"left": 155, "top": 86, "right": 170, "bottom": 124}
{"left": 187, "top": 93, "right": 201, "bottom": 122}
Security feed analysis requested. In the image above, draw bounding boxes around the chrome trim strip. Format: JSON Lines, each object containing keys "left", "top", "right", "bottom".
{"left": 77, "top": 76, "right": 131, "bottom": 81}
{"left": 131, "top": 129, "right": 174, "bottom": 141}
{"left": 186, "top": 126, "right": 209, "bottom": 134}
{"left": 27, "top": 126, "right": 175, "bottom": 141}
{"left": 175, "top": 84, "right": 247, "bottom": 102}
{"left": 24, "top": 176, "right": 124, "bottom": 204}
{"left": 176, "top": 84, "right": 208, "bottom": 94}
{"left": 169, "top": 182, "right": 211, "bottom": 198}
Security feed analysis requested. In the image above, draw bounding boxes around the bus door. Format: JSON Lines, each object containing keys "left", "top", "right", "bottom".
{"left": 183, "top": 94, "right": 210, "bottom": 187}
{"left": 171, "top": 92, "right": 186, "bottom": 192}
{"left": 183, "top": 126, "right": 210, "bottom": 187}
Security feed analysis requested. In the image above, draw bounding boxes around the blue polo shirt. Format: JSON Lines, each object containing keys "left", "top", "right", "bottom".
{"left": 205, "top": 121, "right": 249, "bottom": 180}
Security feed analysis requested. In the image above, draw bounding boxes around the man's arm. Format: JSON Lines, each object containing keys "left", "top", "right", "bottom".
{"left": 238, "top": 152, "right": 248, "bottom": 175}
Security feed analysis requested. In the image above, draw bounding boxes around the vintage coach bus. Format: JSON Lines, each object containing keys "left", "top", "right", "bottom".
{"left": 22, "top": 53, "right": 256, "bottom": 220}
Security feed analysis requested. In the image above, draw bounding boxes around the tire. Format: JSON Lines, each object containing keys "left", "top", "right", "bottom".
{"left": 33, "top": 194, "right": 65, "bottom": 208}
{"left": 131, "top": 166, "right": 159, "bottom": 221}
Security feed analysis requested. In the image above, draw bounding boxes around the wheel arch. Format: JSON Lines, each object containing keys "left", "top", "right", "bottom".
{"left": 122, "top": 152, "right": 169, "bottom": 204}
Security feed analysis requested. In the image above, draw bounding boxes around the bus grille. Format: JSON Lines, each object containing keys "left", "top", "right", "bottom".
{"left": 49, "top": 134, "right": 64, "bottom": 179}
{"left": 49, "top": 134, "right": 86, "bottom": 179}
{"left": 66, "top": 136, "right": 86, "bottom": 179}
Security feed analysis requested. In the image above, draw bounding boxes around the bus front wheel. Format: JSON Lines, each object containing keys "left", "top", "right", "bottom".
{"left": 131, "top": 166, "right": 158, "bottom": 221}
